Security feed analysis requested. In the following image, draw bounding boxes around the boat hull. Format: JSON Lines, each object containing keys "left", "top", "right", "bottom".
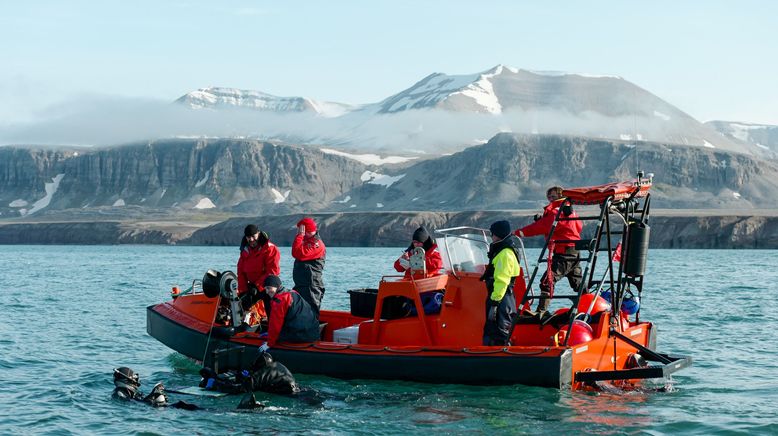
{"left": 147, "top": 304, "right": 573, "bottom": 387}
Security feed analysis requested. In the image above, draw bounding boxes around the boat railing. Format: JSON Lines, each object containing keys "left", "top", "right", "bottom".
{"left": 191, "top": 279, "right": 203, "bottom": 294}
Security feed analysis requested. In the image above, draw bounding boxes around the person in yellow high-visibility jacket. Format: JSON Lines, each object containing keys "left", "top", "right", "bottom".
{"left": 480, "top": 220, "right": 522, "bottom": 346}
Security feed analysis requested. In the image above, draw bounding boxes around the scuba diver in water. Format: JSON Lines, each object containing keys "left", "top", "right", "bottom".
{"left": 199, "top": 351, "right": 299, "bottom": 396}
{"left": 113, "top": 352, "right": 300, "bottom": 411}
{"left": 112, "top": 367, "right": 200, "bottom": 410}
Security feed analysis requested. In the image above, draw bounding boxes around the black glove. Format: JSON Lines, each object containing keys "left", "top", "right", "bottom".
{"left": 487, "top": 300, "right": 499, "bottom": 322}
{"left": 533, "top": 213, "right": 542, "bottom": 222}
{"left": 561, "top": 204, "right": 573, "bottom": 216}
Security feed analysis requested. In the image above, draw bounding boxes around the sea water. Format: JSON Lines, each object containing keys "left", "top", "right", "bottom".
{"left": 1, "top": 245, "right": 777, "bottom": 434}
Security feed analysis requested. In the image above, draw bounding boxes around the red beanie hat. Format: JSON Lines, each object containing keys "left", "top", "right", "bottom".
{"left": 297, "top": 217, "right": 317, "bottom": 233}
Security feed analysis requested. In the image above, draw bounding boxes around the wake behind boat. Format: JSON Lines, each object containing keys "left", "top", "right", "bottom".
{"left": 147, "top": 175, "right": 691, "bottom": 389}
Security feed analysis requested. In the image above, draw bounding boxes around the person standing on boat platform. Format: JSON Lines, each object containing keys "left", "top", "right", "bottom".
{"left": 394, "top": 226, "right": 444, "bottom": 278}
{"left": 291, "top": 217, "right": 326, "bottom": 317}
{"left": 481, "top": 220, "right": 522, "bottom": 346}
{"left": 515, "top": 186, "right": 583, "bottom": 313}
{"left": 258, "top": 275, "right": 320, "bottom": 352}
{"left": 237, "top": 224, "right": 280, "bottom": 322}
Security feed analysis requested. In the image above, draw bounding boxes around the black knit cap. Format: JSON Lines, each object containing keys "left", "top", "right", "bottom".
{"left": 244, "top": 224, "right": 259, "bottom": 237}
{"left": 412, "top": 226, "right": 430, "bottom": 243}
{"left": 263, "top": 275, "right": 282, "bottom": 289}
{"left": 489, "top": 220, "right": 511, "bottom": 239}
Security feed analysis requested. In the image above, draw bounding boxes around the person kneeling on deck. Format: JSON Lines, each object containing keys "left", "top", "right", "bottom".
{"left": 394, "top": 226, "right": 443, "bottom": 278}
{"left": 480, "top": 220, "right": 521, "bottom": 346}
{"left": 258, "top": 275, "right": 320, "bottom": 353}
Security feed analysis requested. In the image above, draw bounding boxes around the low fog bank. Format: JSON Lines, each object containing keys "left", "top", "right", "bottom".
{"left": 0, "top": 95, "right": 704, "bottom": 153}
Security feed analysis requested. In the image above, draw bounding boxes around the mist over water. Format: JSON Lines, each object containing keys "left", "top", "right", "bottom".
{"left": 1, "top": 245, "right": 776, "bottom": 434}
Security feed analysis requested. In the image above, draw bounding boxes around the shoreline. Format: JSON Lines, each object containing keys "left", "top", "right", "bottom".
{"left": 2, "top": 209, "right": 778, "bottom": 248}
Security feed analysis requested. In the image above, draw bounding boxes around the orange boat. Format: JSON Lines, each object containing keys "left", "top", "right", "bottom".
{"left": 147, "top": 174, "right": 691, "bottom": 389}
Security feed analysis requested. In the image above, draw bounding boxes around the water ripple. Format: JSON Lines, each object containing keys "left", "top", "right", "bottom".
{"left": 1, "top": 246, "right": 777, "bottom": 434}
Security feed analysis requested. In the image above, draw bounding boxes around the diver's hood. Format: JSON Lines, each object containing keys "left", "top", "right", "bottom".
{"left": 113, "top": 367, "right": 140, "bottom": 394}
{"left": 143, "top": 382, "right": 168, "bottom": 407}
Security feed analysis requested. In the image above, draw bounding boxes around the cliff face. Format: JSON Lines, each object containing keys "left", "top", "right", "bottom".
{"left": 336, "top": 133, "right": 778, "bottom": 211}
{"left": 4, "top": 133, "right": 778, "bottom": 219}
{"left": 0, "top": 139, "right": 369, "bottom": 217}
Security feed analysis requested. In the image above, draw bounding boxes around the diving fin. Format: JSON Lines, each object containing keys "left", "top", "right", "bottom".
{"left": 237, "top": 392, "right": 265, "bottom": 410}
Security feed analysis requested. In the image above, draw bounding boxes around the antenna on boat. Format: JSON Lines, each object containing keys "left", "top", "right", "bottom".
{"left": 632, "top": 86, "right": 641, "bottom": 176}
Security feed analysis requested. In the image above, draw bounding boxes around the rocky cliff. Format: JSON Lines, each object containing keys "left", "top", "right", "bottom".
{"left": 4, "top": 133, "right": 778, "bottom": 219}
{"left": 0, "top": 139, "right": 370, "bottom": 218}
{"left": 336, "top": 133, "right": 778, "bottom": 211}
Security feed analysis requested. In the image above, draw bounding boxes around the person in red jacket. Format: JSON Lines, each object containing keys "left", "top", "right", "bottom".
{"left": 516, "top": 186, "right": 583, "bottom": 312}
{"left": 258, "top": 275, "right": 320, "bottom": 352}
{"left": 394, "top": 226, "right": 443, "bottom": 278}
{"left": 237, "top": 224, "right": 280, "bottom": 320}
{"left": 291, "top": 217, "right": 326, "bottom": 316}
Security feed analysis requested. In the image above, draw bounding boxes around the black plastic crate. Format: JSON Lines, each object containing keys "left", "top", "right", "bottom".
{"left": 347, "top": 288, "right": 409, "bottom": 319}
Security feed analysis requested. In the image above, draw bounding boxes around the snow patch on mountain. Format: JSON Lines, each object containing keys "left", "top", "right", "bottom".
{"left": 453, "top": 66, "right": 503, "bottom": 114}
{"left": 178, "top": 87, "right": 352, "bottom": 117}
{"left": 113, "top": 199, "right": 125, "bottom": 207}
{"left": 320, "top": 148, "right": 416, "bottom": 165}
{"left": 360, "top": 171, "right": 404, "bottom": 187}
{"left": 9, "top": 199, "right": 28, "bottom": 207}
{"left": 703, "top": 140, "right": 716, "bottom": 148}
{"left": 525, "top": 70, "right": 621, "bottom": 79}
{"left": 383, "top": 71, "right": 482, "bottom": 112}
{"left": 26, "top": 173, "right": 65, "bottom": 215}
{"left": 653, "top": 110, "right": 671, "bottom": 121}
{"left": 193, "top": 197, "right": 216, "bottom": 209}
{"left": 271, "top": 188, "right": 291, "bottom": 204}
{"left": 333, "top": 195, "right": 351, "bottom": 204}
{"left": 195, "top": 170, "right": 210, "bottom": 188}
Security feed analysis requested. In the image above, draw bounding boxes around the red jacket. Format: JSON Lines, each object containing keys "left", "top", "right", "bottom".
{"left": 516, "top": 199, "right": 582, "bottom": 254}
{"left": 266, "top": 288, "right": 319, "bottom": 347}
{"left": 237, "top": 241, "right": 280, "bottom": 293}
{"left": 394, "top": 244, "right": 444, "bottom": 278}
{"left": 292, "top": 234, "right": 326, "bottom": 261}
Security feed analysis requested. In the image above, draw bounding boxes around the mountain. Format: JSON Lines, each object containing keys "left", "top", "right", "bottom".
{"left": 173, "top": 66, "right": 756, "bottom": 156}
{"left": 4, "top": 133, "right": 778, "bottom": 220}
{"left": 706, "top": 120, "right": 778, "bottom": 154}
{"left": 0, "top": 139, "right": 371, "bottom": 218}
{"left": 329, "top": 133, "right": 778, "bottom": 211}
{"left": 175, "top": 87, "right": 355, "bottom": 117}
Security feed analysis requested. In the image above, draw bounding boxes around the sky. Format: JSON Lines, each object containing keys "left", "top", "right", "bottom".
{"left": 0, "top": 0, "right": 776, "bottom": 133}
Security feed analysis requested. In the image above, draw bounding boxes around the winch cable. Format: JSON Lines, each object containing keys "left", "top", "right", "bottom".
{"left": 201, "top": 294, "right": 222, "bottom": 366}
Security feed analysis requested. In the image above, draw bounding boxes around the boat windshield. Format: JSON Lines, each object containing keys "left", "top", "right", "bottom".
{"left": 435, "top": 232, "right": 489, "bottom": 274}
